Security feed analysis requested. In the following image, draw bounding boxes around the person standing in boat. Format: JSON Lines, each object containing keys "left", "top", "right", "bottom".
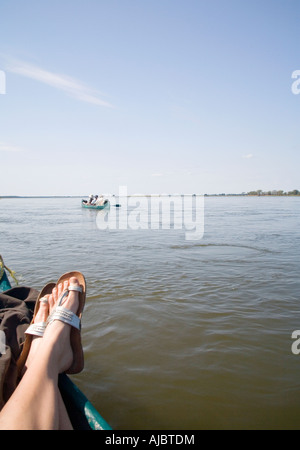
{"left": 87, "top": 194, "right": 94, "bottom": 204}
{"left": 90, "top": 195, "right": 98, "bottom": 205}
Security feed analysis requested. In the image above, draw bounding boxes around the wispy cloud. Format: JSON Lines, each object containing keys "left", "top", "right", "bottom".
{"left": 0, "top": 142, "right": 23, "bottom": 152}
{"left": 5, "top": 58, "right": 113, "bottom": 107}
{"left": 151, "top": 172, "right": 164, "bottom": 177}
{"left": 242, "top": 153, "right": 254, "bottom": 159}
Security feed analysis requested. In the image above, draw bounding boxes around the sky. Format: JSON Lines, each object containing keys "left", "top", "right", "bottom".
{"left": 0, "top": 0, "right": 299, "bottom": 196}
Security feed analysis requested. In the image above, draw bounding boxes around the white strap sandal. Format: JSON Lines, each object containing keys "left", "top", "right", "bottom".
{"left": 25, "top": 296, "right": 49, "bottom": 337}
{"left": 47, "top": 284, "right": 83, "bottom": 330}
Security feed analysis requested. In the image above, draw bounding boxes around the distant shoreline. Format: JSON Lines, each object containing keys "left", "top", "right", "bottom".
{"left": 1, "top": 190, "right": 300, "bottom": 199}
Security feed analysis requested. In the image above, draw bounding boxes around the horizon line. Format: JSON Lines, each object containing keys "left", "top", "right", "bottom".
{"left": 1, "top": 190, "right": 300, "bottom": 199}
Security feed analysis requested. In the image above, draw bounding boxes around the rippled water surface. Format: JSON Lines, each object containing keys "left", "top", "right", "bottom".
{"left": 1, "top": 196, "right": 300, "bottom": 429}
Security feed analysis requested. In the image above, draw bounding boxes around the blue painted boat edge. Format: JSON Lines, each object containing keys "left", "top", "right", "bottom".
{"left": 0, "top": 269, "right": 12, "bottom": 292}
{"left": 58, "top": 374, "right": 113, "bottom": 430}
{"left": 81, "top": 200, "right": 110, "bottom": 210}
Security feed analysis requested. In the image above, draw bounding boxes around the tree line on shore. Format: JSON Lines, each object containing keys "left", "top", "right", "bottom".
{"left": 206, "top": 189, "right": 300, "bottom": 196}
{"left": 245, "top": 189, "right": 299, "bottom": 196}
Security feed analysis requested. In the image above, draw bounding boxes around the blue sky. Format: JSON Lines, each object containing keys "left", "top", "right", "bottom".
{"left": 0, "top": 0, "right": 299, "bottom": 196}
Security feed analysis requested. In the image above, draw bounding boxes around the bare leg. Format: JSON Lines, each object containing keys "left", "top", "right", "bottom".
{"left": 0, "top": 277, "right": 80, "bottom": 430}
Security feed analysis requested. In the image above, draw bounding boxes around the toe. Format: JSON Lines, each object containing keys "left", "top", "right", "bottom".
{"left": 34, "top": 295, "right": 49, "bottom": 323}
{"left": 57, "top": 282, "right": 63, "bottom": 298}
{"left": 48, "top": 293, "right": 55, "bottom": 314}
{"left": 69, "top": 276, "right": 80, "bottom": 287}
{"left": 61, "top": 277, "right": 80, "bottom": 314}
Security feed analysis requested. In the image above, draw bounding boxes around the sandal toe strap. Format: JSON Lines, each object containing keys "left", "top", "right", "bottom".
{"left": 68, "top": 285, "right": 82, "bottom": 293}
{"left": 57, "top": 286, "right": 83, "bottom": 306}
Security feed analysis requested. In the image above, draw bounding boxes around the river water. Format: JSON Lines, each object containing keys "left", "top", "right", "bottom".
{"left": 1, "top": 195, "right": 300, "bottom": 429}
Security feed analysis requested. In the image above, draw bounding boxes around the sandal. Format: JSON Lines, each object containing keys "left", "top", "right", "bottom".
{"left": 48, "top": 271, "right": 86, "bottom": 374}
{"left": 17, "top": 282, "right": 56, "bottom": 376}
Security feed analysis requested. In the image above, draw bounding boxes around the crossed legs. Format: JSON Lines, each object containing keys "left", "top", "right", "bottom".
{"left": 0, "top": 277, "right": 81, "bottom": 430}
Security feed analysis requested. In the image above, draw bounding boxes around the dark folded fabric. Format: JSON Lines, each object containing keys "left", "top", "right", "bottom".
{"left": 0, "top": 287, "right": 38, "bottom": 409}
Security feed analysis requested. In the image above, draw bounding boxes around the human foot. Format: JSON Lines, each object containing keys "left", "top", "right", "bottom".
{"left": 23, "top": 295, "right": 50, "bottom": 371}
{"left": 17, "top": 282, "right": 56, "bottom": 377}
{"left": 43, "top": 274, "right": 86, "bottom": 374}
